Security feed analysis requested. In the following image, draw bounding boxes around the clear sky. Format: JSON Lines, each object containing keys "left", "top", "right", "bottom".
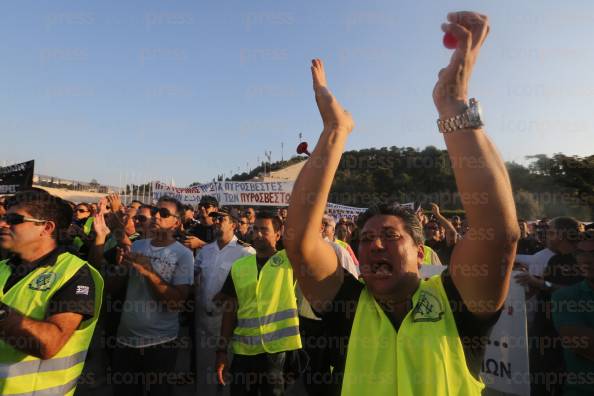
{"left": 1, "top": 0, "right": 593, "bottom": 187}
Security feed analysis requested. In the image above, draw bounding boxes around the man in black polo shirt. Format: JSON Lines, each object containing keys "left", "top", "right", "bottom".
{"left": 0, "top": 189, "right": 101, "bottom": 395}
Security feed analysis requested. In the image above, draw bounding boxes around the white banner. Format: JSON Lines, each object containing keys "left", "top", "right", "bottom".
{"left": 419, "top": 266, "right": 530, "bottom": 396}
{"left": 326, "top": 202, "right": 367, "bottom": 221}
{"left": 151, "top": 180, "right": 293, "bottom": 207}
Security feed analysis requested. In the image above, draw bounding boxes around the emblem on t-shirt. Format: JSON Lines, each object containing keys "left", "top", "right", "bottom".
{"left": 29, "top": 272, "right": 57, "bottom": 291}
{"left": 412, "top": 291, "right": 444, "bottom": 322}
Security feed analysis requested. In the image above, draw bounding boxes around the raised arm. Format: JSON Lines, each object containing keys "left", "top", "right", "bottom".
{"left": 285, "top": 59, "right": 354, "bottom": 310}
{"left": 430, "top": 203, "right": 459, "bottom": 246}
{"left": 433, "top": 12, "right": 519, "bottom": 317}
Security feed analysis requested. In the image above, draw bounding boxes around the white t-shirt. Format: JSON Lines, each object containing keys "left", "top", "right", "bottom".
{"left": 117, "top": 239, "right": 194, "bottom": 347}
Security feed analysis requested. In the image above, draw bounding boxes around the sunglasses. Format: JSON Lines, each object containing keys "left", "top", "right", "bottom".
{"left": 133, "top": 215, "right": 150, "bottom": 223}
{"left": 199, "top": 204, "right": 213, "bottom": 209}
{"left": 239, "top": 221, "right": 249, "bottom": 225}
{"left": 211, "top": 215, "right": 228, "bottom": 223}
{"left": 76, "top": 208, "right": 89, "bottom": 213}
{"left": 157, "top": 208, "right": 179, "bottom": 219}
{"left": 0, "top": 213, "right": 47, "bottom": 226}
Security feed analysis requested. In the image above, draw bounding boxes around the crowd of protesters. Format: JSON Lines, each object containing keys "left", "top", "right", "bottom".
{"left": 1, "top": 10, "right": 594, "bottom": 396}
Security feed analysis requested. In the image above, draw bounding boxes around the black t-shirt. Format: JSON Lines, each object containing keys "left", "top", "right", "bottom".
{"left": 220, "top": 256, "right": 270, "bottom": 299}
{"left": 3, "top": 248, "right": 96, "bottom": 319}
{"left": 188, "top": 223, "right": 216, "bottom": 244}
{"left": 318, "top": 268, "right": 501, "bottom": 395}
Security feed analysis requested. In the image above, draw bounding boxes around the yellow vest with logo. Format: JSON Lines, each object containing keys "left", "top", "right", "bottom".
{"left": 342, "top": 275, "right": 483, "bottom": 396}
{"left": 0, "top": 252, "right": 104, "bottom": 396}
{"left": 230, "top": 250, "right": 302, "bottom": 355}
{"left": 73, "top": 217, "right": 95, "bottom": 252}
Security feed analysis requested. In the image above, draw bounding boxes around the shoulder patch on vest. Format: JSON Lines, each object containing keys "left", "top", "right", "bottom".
{"left": 271, "top": 254, "right": 284, "bottom": 267}
{"left": 29, "top": 272, "right": 57, "bottom": 291}
{"left": 411, "top": 290, "right": 444, "bottom": 322}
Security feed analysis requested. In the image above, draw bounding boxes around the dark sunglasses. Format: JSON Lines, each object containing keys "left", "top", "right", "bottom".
{"left": 76, "top": 208, "right": 89, "bottom": 213}
{"left": 157, "top": 208, "right": 179, "bottom": 219}
{"left": 133, "top": 215, "right": 150, "bottom": 223}
{"left": 199, "top": 204, "right": 213, "bottom": 209}
{"left": 0, "top": 213, "right": 47, "bottom": 226}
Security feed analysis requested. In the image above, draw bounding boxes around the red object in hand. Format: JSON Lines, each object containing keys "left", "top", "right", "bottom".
{"left": 296, "top": 142, "right": 311, "bottom": 157}
{"left": 443, "top": 32, "right": 457, "bottom": 49}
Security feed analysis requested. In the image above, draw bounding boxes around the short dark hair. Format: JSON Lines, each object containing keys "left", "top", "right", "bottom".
{"left": 182, "top": 204, "right": 194, "bottom": 212}
{"left": 6, "top": 189, "right": 72, "bottom": 241}
{"left": 157, "top": 196, "right": 183, "bottom": 216}
{"left": 139, "top": 204, "right": 156, "bottom": 214}
{"left": 256, "top": 211, "right": 283, "bottom": 232}
{"left": 549, "top": 217, "right": 581, "bottom": 242}
{"left": 356, "top": 202, "right": 424, "bottom": 246}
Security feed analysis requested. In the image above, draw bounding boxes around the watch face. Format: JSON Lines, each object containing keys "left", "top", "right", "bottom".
{"left": 469, "top": 100, "right": 483, "bottom": 123}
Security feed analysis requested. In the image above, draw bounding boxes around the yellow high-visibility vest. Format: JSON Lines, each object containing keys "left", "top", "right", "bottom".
{"left": 422, "top": 245, "right": 437, "bottom": 265}
{"left": 73, "top": 217, "right": 95, "bottom": 252}
{"left": 230, "top": 250, "right": 302, "bottom": 355}
{"left": 342, "top": 275, "right": 484, "bottom": 395}
{"left": 0, "top": 252, "right": 104, "bottom": 396}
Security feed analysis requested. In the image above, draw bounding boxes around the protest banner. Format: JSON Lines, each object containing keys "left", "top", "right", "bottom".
{"left": 419, "top": 265, "right": 530, "bottom": 396}
{"left": 151, "top": 180, "right": 293, "bottom": 207}
{"left": 0, "top": 160, "right": 34, "bottom": 194}
{"left": 326, "top": 202, "right": 367, "bottom": 221}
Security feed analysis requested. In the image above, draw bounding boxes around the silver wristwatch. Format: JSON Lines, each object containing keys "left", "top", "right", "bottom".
{"left": 437, "top": 98, "right": 484, "bottom": 133}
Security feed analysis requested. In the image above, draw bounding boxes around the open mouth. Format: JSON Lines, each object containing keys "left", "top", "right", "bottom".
{"left": 367, "top": 258, "right": 393, "bottom": 277}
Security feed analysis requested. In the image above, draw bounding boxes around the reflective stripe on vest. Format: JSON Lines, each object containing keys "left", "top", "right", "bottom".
{"left": 0, "top": 252, "right": 104, "bottom": 396}
{"left": 230, "top": 250, "right": 302, "bottom": 355}
{"left": 341, "top": 275, "right": 484, "bottom": 395}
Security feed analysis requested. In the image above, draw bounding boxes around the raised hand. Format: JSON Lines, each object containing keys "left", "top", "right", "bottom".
{"left": 93, "top": 211, "right": 111, "bottom": 241}
{"left": 107, "top": 193, "right": 123, "bottom": 214}
{"left": 432, "top": 11, "right": 490, "bottom": 118}
{"left": 311, "top": 58, "right": 354, "bottom": 134}
{"left": 430, "top": 202, "right": 441, "bottom": 217}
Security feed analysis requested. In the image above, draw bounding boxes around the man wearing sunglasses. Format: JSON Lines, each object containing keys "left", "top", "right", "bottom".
{"left": 185, "top": 195, "right": 219, "bottom": 251}
{"left": 113, "top": 196, "right": 194, "bottom": 396}
{"left": 0, "top": 189, "right": 103, "bottom": 395}
{"left": 194, "top": 207, "right": 255, "bottom": 395}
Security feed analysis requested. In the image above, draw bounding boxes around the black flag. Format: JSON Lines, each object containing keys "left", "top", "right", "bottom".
{"left": 0, "top": 160, "right": 35, "bottom": 194}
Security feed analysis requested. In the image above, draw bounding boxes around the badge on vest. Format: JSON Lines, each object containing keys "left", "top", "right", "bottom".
{"left": 29, "top": 272, "right": 57, "bottom": 291}
{"left": 412, "top": 291, "right": 444, "bottom": 322}
{"left": 271, "top": 255, "right": 283, "bottom": 267}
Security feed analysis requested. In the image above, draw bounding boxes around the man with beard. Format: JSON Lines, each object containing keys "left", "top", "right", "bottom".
{"left": 216, "top": 212, "right": 301, "bottom": 395}
{"left": 285, "top": 12, "right": 519, "bottom": 395}
{"left": 194, "top": 207, "right": 255, "bottom": 395}
{"left": 112, "top": 196, "right": 194, "bottom": 396}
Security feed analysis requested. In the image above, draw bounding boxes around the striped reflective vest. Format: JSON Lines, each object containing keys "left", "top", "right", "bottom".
{"left": 342, "top": 275, "right": 484, "bottom": 395}
{"left": 73, "top": 217, "right": 95, "bottom": 252}
{"left": 230, "top": 250, "right": 302, "bottom": 355}
{"left": 0, "top": 252, "right": 104, "bottom": 396}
